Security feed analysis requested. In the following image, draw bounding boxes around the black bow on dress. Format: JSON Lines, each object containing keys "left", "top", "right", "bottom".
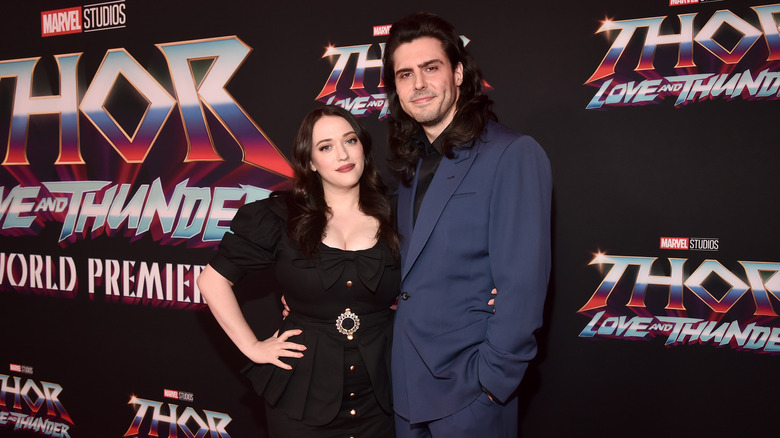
{"left": 316, "top": 244, "right": 385, "bottom": 293}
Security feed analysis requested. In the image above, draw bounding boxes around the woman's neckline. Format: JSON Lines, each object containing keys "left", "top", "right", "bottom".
{"left": 320, "top": 240, "right": 380, "bottom": 252}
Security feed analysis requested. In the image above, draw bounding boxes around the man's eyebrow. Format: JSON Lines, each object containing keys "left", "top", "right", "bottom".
{"left": 395, "top": 59, "right": 444, "bottom": 75}
{"left": 418, "top": 59, "right": 444, "bottom": 68}
{"left": 395, "top": 66, "right": 413, "bottom": 75}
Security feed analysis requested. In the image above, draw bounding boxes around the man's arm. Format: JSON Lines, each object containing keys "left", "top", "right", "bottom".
{"left": 478, "top": 134, "right": 552, "bottom": 403}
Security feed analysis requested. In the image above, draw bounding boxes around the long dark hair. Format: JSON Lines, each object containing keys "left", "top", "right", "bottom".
{"left": 284, "top": 105, "right": 399, "bottom": 258}
{"left": 383, "top": 12, "right": 497, "bottom": 184}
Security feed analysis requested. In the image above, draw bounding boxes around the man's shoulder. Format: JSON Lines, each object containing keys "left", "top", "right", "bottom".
{"left": 484, "top": 120, "right": 518, "bottom": 138}
{"left": 479, "top": 121, "right": 542, "bottom": 154}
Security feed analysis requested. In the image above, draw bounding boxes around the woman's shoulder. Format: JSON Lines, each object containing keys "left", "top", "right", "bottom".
{"left": 236, "top": 192, "right": 289, "bottom": 220}
{"left": 228, "top": 192, "right": 290, "bottom": 239}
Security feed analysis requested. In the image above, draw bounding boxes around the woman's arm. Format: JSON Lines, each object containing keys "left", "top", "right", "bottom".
{"left": 198, "top": 264, "right": 306, "bottom": 370}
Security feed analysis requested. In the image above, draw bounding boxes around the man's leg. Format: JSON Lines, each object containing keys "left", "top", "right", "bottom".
{"left": 428, "top": 393, "right": 518, "bottom": 438}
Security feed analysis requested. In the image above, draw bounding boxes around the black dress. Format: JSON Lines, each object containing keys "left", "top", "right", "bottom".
{"left": 209, "top": 195, "right": 399, "bottom": 437}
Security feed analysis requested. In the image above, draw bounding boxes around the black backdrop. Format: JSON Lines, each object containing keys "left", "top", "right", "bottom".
{"left": 2, "top": 1, "right": 779, "bottom": 437}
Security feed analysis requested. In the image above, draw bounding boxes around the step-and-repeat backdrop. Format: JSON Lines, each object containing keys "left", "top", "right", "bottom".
{"left": 2, "top": 1, "right": 778, "bottom": 436}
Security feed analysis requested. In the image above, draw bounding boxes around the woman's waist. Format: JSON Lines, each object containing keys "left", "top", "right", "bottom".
{"left": 285, "top": 308, "right": 392, "bottom": 341}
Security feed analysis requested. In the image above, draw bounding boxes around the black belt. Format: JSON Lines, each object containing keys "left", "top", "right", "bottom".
{"left": 287, "top": 309, "right": 392, "bottom": 341}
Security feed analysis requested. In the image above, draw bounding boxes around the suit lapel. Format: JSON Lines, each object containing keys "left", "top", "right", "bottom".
{"left": 401, "top": 147, "right": 478, "bottom": 279}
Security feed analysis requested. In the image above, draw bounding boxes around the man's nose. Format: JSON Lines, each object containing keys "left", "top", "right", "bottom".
{"left": 413, "top": 73, "right": 427, "bottom": 90}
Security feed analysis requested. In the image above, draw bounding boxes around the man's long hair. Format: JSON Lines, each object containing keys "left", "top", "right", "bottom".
{"left": 383, "top": 12, "right": 497, "bottom": 184}
{"left": 285, "top": 105, "right": 399, "bottom": 258}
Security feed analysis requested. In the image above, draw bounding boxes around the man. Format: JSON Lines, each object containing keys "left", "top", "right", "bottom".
{"left": 383, "top": 12, "right": 552, "bottom": 437}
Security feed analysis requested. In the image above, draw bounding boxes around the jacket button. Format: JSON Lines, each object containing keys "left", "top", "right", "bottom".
{"left": 401, "top": 292, "right": 410, "bottom": 300}
{"left": 346, "top": 280, "right": 353, "bottom": 287}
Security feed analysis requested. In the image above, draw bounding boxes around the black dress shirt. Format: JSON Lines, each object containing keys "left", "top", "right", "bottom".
{"left": 412, "top": 129, "right": 444, "bottom": 225}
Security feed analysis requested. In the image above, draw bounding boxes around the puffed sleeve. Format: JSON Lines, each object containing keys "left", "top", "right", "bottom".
{"left": 208, "top": 198, "right": 285, "bottom": 284}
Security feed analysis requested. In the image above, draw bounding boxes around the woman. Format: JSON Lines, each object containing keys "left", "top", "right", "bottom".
{"left": 197, "top": 105, "right": 400, "bottom": 437}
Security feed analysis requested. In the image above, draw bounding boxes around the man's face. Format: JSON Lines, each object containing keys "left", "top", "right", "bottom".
{"left": 392, "top": 37, "right": 463, "bottom": 140}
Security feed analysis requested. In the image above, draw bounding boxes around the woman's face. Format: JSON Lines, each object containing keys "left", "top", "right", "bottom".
{"left": 309, "top": 115, "right": 365, "bottom": 193}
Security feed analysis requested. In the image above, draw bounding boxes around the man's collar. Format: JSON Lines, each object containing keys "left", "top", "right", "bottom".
{"left": 413, "top": 126, "right": 447, "bottom": 156}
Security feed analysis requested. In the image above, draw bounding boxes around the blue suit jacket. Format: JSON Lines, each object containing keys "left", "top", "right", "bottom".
{"left": 392, "top": 121, "right": 552, "bottom": 423}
